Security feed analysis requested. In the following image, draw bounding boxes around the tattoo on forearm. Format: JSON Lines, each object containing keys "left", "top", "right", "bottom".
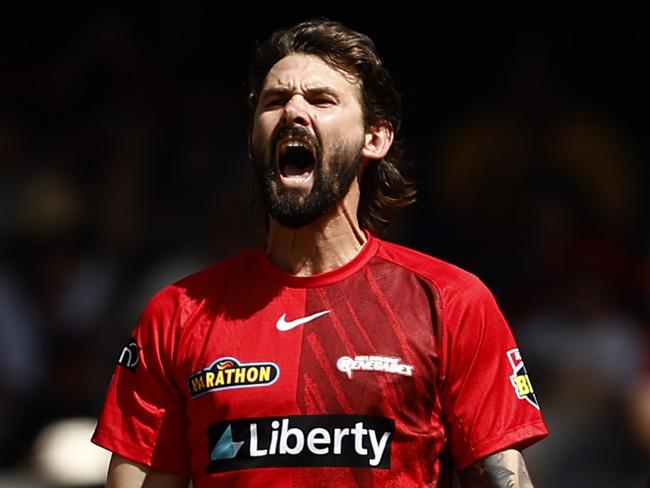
{"left": 516, "top": 456, "right": 531, "bottom": 486}
{"left": 459, "top": 451, "right": 534, "bottom": 488}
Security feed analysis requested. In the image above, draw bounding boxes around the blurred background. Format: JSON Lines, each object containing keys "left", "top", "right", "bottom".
{"left": 1, "top": 5, "right": 649, "bottom": 487}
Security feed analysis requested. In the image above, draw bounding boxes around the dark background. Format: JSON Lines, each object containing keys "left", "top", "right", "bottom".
{"left": 1, "top": 6, "right": 649, "bottom": 487}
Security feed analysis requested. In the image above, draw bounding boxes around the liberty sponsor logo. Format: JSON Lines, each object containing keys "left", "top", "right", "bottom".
{"left": 337, "top": 355, "right": 414, "bottom": 379}
{"left": 507, "top": 348, "right": 540, "bottom": 409}
{"left": 117, "top": 337, "right": 140, "bottom": 373}
{"left": 207, "top": 415, "right": 394, "bottom": 473}
{"left": 189, "top": 357, "right": 279, "bottom": 398}
{"left": 276, "top": 310, "right": 330, "bottom": 332}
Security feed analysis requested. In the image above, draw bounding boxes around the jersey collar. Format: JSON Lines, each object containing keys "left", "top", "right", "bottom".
{"left": 256, "top": 230, "right": 380, "bottom": 288}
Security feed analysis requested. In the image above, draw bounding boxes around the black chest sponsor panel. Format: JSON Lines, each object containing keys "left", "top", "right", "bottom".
{"left": 207, "top": 414, "right": 394, "bottom": 473}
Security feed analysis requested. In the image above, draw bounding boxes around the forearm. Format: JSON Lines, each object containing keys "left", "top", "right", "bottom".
{"left": 459, "top": 449, "right": 534, "bottom": 488}
{"left": 106, "top": 454, "right": 190, "bottom": 488}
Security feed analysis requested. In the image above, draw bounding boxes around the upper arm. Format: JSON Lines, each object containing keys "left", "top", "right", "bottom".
{"left": 440, "top": 276, "right": 548, "bottom": 468}
{"left": 106, "top": 454, "right": 190, "bottom": 488}
{"left": 92, "top": 290, "right": 192, "bottom": 474}
{"left": 458, "top": 449, "right": 535, "bottom": 488}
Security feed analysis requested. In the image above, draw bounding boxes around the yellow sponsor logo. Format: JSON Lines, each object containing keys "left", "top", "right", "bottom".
{"left": 189, "top": 357, "right": 279, "bottom": 398}
{"left": 512, "top": 373, "right": 534, "bottom": 396}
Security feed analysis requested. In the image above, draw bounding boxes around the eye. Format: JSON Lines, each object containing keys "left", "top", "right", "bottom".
{"left": 263, "top": 97, "right": 285, "bottom": 109}
{"left": 311, "top": 97, "right": 335, "bottom": 107}
{"left": 260, "top": 92, "right": 289, "bottom": 110}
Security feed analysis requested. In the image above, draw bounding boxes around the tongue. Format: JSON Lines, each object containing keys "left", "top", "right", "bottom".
{"left": 283, "top": 162, "right": 312, "bottom": 178}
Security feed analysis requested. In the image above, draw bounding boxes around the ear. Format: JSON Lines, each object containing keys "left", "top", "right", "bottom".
{"left": 362, "top": 122, "right": 394, "bottom": 160}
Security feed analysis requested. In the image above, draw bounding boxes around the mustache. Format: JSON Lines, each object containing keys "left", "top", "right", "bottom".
{"left": 251, "top": 126, "right": 322, "bottom": 178}
{"left": 271, "top": 126, "right": 321, "bottom": 157}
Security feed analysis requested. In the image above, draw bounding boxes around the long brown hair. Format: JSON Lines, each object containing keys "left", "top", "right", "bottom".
{"left": 248, "top": 19, "right": 416, "bottom": 236}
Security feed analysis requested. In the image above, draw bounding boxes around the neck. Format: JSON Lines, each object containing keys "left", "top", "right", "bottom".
{"left": 264, "top": 184, "right": 367, "bottom": 276}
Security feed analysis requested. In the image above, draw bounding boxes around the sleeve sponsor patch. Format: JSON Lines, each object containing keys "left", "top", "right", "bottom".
{"left": 507, "top": 348, "right": 539, "bottom": 409}
{"left": 117, "top": 337, "right": 140, "bottom": 373}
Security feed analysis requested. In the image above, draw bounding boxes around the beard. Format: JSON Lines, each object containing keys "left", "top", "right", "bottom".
{"left": 251, "top": 127, "right": 363, "bottom": 229}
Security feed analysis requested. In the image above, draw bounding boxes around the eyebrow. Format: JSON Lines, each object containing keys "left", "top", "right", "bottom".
{"left": 260, "top": 85, "right": 341, "bottom": 99}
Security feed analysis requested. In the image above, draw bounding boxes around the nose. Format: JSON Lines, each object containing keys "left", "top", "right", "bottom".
{"left": 281, "top": 95, "right": 310, "bottom": 127}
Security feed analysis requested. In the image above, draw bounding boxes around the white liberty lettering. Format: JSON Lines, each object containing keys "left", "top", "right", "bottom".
{"left": 249, "top": 424, "right": 267, "bottom": 457}
{"left": 306, "top": 428, "right": 330, "bottom": 455}
{"left": 368, "top": 430, "right": 391, "bottom": 467}
{"left": 279, "top": 418, "right": 305, "bottom": 455}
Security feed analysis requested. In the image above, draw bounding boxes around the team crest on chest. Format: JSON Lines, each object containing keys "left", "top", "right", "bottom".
{"left": 189, "top": 357, "right": 280, "bottom": 398}
{"left": 336, "top": 355, "right": 414, "bottom": 380}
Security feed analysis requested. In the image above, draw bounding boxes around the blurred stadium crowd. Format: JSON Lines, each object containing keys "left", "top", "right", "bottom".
{"left": 0, "top": 7, "right": 649, "bottom": 487}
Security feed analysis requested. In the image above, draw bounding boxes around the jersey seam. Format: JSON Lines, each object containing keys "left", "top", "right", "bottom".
{"left": 153, "top": 288, "right": 191, "bottom": 402}
{"left": 373, "top": 244, "right": 488, "bottom": 463}
{"left": 372, "top": 251, "right": 480, "bottom": 384}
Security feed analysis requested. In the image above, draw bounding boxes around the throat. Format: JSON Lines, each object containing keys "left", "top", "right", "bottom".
{"left": 265, "top": 219, "right": 367, "bottom": 276}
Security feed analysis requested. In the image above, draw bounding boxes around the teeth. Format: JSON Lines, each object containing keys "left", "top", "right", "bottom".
{"left": 284, "top": 173, "right": 311, "bottom": 181}
{"left": 279, "top": 140, "right": 310, "bottom": 155}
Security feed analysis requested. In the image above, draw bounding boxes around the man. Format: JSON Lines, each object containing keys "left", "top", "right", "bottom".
{"left": 93, "top": 19, "right": 548, "bottom": 487}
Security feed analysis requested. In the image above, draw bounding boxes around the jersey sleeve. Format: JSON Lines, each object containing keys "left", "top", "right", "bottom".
{"left": 91, "top": 288, "right": 191, "bottom": 476}
{"left": 439, "top": 274, "right": 548, "bottom": 471}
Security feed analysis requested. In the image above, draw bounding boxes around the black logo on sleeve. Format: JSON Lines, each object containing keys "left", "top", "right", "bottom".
{"left": 117, "top": 337, "right": 140, "bottom": 373}
{"left": 507, "top": 348, "right": 540, "bottom": 409}
{"left": 206, "top": 414, "right": 394, "bottom": 473}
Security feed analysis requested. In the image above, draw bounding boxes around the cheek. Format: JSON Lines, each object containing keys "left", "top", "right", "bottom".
{"left": 250, "top": 127, "right": 263, "bottom": 152}
{"left": 323, "top": 120, "right": 365, "bottom": 153}
{"left": 322, "top": 109, "right": 365, "bottom": 138}
{"left": 251, "top": 117, "right": 274, "bottom": 155}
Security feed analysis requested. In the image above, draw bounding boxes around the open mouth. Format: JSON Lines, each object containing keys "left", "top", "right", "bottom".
{"left": 276, "top": 138, "right": 316, "bottom": 182}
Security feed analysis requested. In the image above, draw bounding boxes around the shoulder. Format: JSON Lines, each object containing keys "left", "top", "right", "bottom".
{"left": 173, "top": 247, "right": 259, "bottom": 292}
{"left": 140, "top": 247, "right": 259, "bottom": 323}
{"left": 374, "top": 239, "right": 488, "bottom": 300}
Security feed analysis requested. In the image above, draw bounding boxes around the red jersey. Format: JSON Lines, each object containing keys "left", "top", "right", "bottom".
{"left": 92, "top": 234, "right": 548, "bottom": 487}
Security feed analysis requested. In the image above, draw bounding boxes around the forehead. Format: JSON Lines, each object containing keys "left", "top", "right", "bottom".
{"left": 262, "top": 53, "right": 360, "bottom": 95}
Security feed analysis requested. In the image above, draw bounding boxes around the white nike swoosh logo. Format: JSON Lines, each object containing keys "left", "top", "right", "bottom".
{"left": 276, "top": 310, "right": 330, "bottom": 332}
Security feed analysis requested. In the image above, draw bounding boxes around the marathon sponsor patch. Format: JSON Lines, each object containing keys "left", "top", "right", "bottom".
{"left": 336, "top": 355, "right": 414, "bottom": 379}
{"left": 117, "top": 337, "right": 140, "bottom": 373}
{"left": 507, "top": 348, "right": 539, "bottom": 409}
{"left": 189, "top": 357, "right": 279, "bottom": 398}
{"left": 206, "top": 414, "right": 394, "bottom": 473}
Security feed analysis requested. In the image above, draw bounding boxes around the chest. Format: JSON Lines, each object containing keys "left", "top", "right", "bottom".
{"left": 179, "top": 279, "right": 441, "bottom": 425}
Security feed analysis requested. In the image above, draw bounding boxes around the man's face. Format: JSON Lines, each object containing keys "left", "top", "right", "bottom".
{"left": 250, "top": 54, "right": 367, "bottom": 228}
